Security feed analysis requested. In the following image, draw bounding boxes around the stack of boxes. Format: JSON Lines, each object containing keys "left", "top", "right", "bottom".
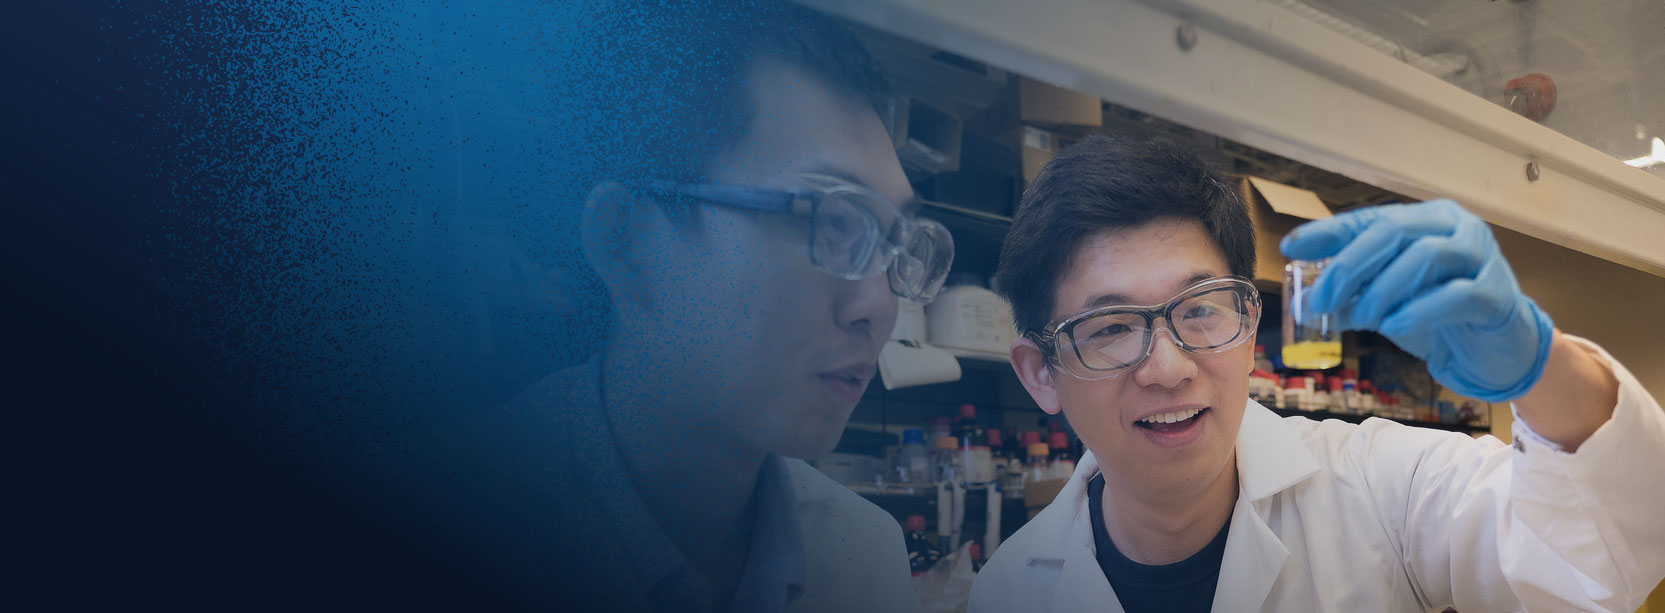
{"left": 980, "top": 76, "right": 1103, "bottom": 193}
{"left": 905, "top": 76, "right": 1104, "bottom": 218}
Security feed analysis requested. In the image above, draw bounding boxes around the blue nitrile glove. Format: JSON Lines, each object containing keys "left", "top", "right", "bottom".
{"left": 1279, "top": 200, "right": 1554, "bottom": 402}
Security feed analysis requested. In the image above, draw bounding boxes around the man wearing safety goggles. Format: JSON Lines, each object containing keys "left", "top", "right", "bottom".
{"left": 642, "top": 175, "right": 953, "bottom": 305}
{"left": 397, "top": 2, "right": 944, "bottom": 611}
{"left": 970, "top": 134, "right": 1665, "bottom": 612}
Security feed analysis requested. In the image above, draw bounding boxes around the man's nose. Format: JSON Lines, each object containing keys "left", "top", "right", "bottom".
{"left": 836, "top": 270, "right": 898, "bottom": 344}
{"left": 1130, "top": 326, "right": 1198, "bottom": 389}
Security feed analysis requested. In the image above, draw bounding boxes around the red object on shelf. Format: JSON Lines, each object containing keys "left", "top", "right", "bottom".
{"left": 906, "top": 515, "right": 927, "bottom": 533}
{"left": 1505, "top": 73, "right": 1557, "bottom": 121}
{"left": 1048, "top": 431, "right": 1068, "bottom": 450}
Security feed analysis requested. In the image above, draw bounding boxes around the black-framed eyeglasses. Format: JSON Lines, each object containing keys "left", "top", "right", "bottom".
{"left": 1032, "top": 276, "right": 1262, "bottom": 381}
{"left": 642, "top": 174, "right": 955, "bottom": 304}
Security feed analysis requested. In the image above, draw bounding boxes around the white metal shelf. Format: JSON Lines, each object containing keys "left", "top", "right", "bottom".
{"left": 801, "top": 0, "right": 1665, "bottom": 278}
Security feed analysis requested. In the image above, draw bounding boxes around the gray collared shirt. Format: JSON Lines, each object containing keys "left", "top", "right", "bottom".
{"left": 398, "top": 358, "right": 914, "bottom": 612}
{"left": 534, "top": 360, "right": 807, "bottom": 612}
{"left": 647, "top": 456, "right": 807, "bottom": 613}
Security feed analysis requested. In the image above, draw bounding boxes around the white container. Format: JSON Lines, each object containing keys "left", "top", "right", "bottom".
{"left": 1047, "top": 458, "right": 1076, "bottom": 481}
{"left": 926, "top": 275, "right": 1017, "bottom": 356}
{"left": 962, "top": 447, "right": 994, "bottom": 484}
{"left": 815, "top": 452, "right": 876, "bottom": 484}
{"left": 897, "top": 429, "right": 931, "bottom": 483}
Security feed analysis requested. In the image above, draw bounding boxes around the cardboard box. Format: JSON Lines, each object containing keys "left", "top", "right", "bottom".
{"left": 1023, "top": 478, "right": 1068, "bottom": 520}
{"left": 1000, "top": 125, "right": 1061, "bottom": 185}
{"left": 1238, "top": 176, "right": 1334, "bottom": 286}
{"left": 892, "top": 96, "right": 963, "bottom": 177}
{"left": 976, "top": 76, "right": 1103, "bottom": 135}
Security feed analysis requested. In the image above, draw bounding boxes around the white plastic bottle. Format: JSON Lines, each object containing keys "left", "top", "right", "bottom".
{"left": 926, "top": 274, "right": 1017, "bottom": 356}
{"left": 898, "top": 428, "right": 931, "bottom": 483}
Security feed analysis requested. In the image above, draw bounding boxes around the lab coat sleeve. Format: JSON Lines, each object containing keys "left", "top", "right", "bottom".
{"left": 1356, "top": 336, "right": 1665, "bottom": 612}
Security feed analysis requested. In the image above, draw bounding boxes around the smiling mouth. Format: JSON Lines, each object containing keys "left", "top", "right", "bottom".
{"left": 1134, "top": 408, "right": 1209, "bottom": 433}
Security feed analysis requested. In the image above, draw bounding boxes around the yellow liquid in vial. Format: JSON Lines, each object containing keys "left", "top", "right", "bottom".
{"left": 1283, "top": 341, "right": 1342, "bottom": 370}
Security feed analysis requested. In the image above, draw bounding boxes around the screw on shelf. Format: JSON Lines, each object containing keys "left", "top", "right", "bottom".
{"left": 1177, "top": 24, "right": 1197, "bottom": 52}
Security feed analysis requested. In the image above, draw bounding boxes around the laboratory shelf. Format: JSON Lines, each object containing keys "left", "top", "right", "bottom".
{"left": 1270, "top": 407, "right": 1491, "bottom": 435}
{"left": 846, "top": 481, "right": 1031, "bottom": 544}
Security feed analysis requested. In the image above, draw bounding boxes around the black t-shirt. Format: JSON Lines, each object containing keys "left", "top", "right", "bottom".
{"left": 1088, "top": 473, "right": 1230, "bottom": 613}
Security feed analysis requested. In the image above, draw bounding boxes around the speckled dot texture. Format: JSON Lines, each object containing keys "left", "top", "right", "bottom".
{"left": 9, "top": 1, "right": 911, "bottom": 608}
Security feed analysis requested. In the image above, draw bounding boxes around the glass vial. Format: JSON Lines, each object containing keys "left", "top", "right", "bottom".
{"left": 1282, "top": 259, "right": 1342, "bottom": 369}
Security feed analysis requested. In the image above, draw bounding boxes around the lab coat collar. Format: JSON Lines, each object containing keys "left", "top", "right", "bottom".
{"left": 1234, "top": 398, "right": 1322, "bottom": 502}
{"left": 1029, "top": 398, "right": 1319, "bottom": 612}
{"left": 1045, "top": 479, "right": 1120, "bottom": 613}
{"left": 1212, "top": 399, "right": 1319, "bottom": 611}
{"left": 1028, "top": 398, "right": 1319, "bottom": 557}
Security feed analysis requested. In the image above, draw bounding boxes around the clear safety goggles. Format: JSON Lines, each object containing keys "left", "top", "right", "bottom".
{"left": 645, "top": 174, "right": 955, "bottom": 304}
{"left": 1033, "top": 276, "right": 1262, "bottom": 381}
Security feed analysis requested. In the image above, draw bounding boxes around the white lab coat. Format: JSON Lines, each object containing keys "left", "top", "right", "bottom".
{"left": 970, "top": 336, "right": 1665, "bottom": 612}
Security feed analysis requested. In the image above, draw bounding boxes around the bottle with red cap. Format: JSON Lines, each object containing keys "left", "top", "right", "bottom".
{"left": 1046, "top": 432, "right": 1075, "bottom": 480}
{"left": 903, "top": 515, "right": 941, "bottom": 576}
{"left": 954, "top": 404, "right": 982, "bottom": 442}
{"left": 968, "top": 543, "right": 985, "bottom": 573}
{"left": 1358, "top": 379, "right": 1377, "bottom": 414}
{"left": 1020, "top": 430, "right": 1041, "bottom": 448}
{"left": 985, "top": 427, "right": 1005, "bottom": 466}
{"left": 1327, "top": 377, "right": 1346, "bottom": 413}
{"left": 1284, "top": 376, "right": 1307, "bottom": 411}
{"left": 996, "top": 430, "right": 1027, "bottom": 497}
{"left": 1001, "top": 426, "right": 1022, "bottom": 466}
{"left": 1312, "top": 373, "right": 1331, "bottom": 412}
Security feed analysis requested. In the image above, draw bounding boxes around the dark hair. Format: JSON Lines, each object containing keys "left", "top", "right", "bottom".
{"left": 577, "top": 0, "right": 894, "bottom": 187}
{"left": 543, "top": 0, "right": 895, "bottom": 361}
{"left": 993, "top": 134, "right": 1255, "bottom": 342}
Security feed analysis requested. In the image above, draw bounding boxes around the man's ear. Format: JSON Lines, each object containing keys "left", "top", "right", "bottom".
{"left": 1011, "top": 336, "right": 1064, "bottom": 416}
{"left": 581, "top": 182, "right": 659, "bottom": 311}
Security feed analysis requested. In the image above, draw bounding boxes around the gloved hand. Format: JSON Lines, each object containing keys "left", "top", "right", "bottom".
{"left": 1279, "top": 200, "right": 1554, "bottom": 402}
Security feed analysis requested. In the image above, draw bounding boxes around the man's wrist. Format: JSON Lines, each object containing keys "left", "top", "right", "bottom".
{"left": 1513, "top": 330, "right": 1621, "bottom": 452}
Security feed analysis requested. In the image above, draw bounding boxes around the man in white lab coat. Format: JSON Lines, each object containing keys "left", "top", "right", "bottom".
{"left": 971, "top": 134, "right": 1665, "bottom": 612}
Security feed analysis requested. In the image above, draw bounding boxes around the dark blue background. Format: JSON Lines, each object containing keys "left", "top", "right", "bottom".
{"left": 6, "top": 2, "right": 615, "bottom": 607}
